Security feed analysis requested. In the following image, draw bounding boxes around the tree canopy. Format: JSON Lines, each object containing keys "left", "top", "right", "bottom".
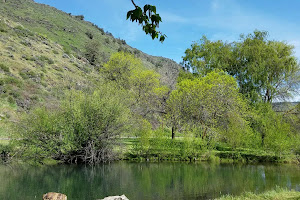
{"left": 182, "top": 31, "right": 300, "bottom": 103}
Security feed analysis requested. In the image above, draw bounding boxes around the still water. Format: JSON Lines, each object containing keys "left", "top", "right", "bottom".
{"left": 0, "top": 162, "right": 299, "bottom": 200}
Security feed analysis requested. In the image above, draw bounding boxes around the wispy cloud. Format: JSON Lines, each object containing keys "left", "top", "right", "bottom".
{"left": 211, "top": 0, "right": 221, "bottom": 12}
{"left": 160, "top": 0, "right": 300, "bottom": 57}
{"left": 160, "top": 11, "right": 189, "bottom": 24}
{"left": 119, "top": 22, "right": 143, "bottom": 43}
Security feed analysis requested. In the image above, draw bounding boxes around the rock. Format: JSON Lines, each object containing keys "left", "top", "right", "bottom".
{"left": 6, "top": 46, "right": 15, "bottom": 52}
{"left": 81, "top": 57, "right": 89, "bottom": 64}
{"left": 43, "top": 192, "right": 67, "bottom": 200}
{"left": 42, "top": 40, "right": 49, "bottom": 46}
{"left": 99, "top": 195, "right": 129, "bottom": 200}
{"left": 62, "top": 54, "right": 70, "bottom": 59}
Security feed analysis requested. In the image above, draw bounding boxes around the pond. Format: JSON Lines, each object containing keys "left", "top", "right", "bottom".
{"left": 0, "top": 162, "right": 299, "bottom": 200}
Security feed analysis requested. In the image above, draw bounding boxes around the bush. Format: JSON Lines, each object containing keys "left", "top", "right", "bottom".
{"left": 16, "top": 84, "right": 130, "bottom": 164}
{"left": 104, "top": 38, "right": 110, "bottom": 44}
{"left": 7, "top": 96, "right": 15, "bottom": 104}
{"left": 74, "top": 15, "right": 84, "bottom": 20}
{"left": 19, "top": 70, "right": 37, "bottom": 80}
{"left": 52, "top": 50, "right": 59, "bottom": 55}
{"left": 0, "top": 63, "right": 9, "bottom": 73}
{"left": 251, "top": 103, "right": 296, "bottom": 154}
{"left": 85, "top": 31, "right": 93, "bottom": 39}
{"left": 84, "top": 40, "right": 101, "bottom": 65}
{"left": 3, "top": 77, "right": 22, "bottom": 87}
{"left": 0, "top": 20, "right": 8, "bottom": 33}
{"left": 14, "top": 25, "right": 34, "bottom": 37}
{"left": 39, "top": 55, "right": 54, "bottom": 64}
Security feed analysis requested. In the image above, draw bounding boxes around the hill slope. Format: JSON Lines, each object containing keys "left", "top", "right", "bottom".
{"left": 0, "top": 0, "right": 181, "bottom": 137}
{"left": 0, "top": 0, "right": 180, "bottom": 85}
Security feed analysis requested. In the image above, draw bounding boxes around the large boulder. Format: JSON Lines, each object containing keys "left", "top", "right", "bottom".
{"left": 43, "top": 192, "right": 67, "bottom": 200}
{"left": 99, "top": 195, "right": 129, "bottom": 200}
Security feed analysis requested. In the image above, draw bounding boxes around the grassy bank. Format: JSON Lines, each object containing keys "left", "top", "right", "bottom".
{"left": 119, "top": 138, "right": 298, "bottom": 164}
{"left": 216, "top": 188, "right": 300, "bottom": 200}
{"left": 1, "top": 137, "right": 299, "bottom": 164}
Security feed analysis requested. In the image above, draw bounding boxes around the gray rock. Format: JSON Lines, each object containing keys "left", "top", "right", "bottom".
{"left": 62, "top": 53, "right": 70, "bottom": 59}
{"left": 43, "top": 192, "right": 67, "bottom": 200}
{"left": 99, "top": 195, "right": 129, "bottom": 200}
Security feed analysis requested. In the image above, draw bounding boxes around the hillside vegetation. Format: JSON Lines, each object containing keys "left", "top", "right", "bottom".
{"left": 0, "top": 0, "right": 180, "bottom": 137}
{"left": 0, "top": 0, "right": 299, "bottom": 165}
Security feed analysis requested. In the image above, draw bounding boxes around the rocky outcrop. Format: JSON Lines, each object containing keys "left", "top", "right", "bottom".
{"left": 43, "top": 192, "right": 67, "bottom": 200}
{"left": 99, "top": 194, "right": 129, "bottom": 200}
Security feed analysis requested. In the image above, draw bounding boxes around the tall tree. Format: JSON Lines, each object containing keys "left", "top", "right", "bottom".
{"left": 167, "top": 70, "right": 248, "bottom": 139}
{"left": 182, "top": 31, "right": 300, "bottom": 103}
{"left": 101, "top": 52, "right": 168, "bottom": 126}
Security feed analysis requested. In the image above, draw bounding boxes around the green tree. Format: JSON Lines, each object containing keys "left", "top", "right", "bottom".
{"left": 84, "top": 40, "right": 101, "bottom": 65}
{"left": 101, "top": 51, "right": 143, "bottom": 88}
{"left": 101, "top": 51, "right": 169, "bottom": 125}
{"left": 167, "top": 70, "right": 248, "bottom": 142}
{"left": 182, "top": 31, "right": 300, "bottom": 103}
{"left": 250, "top": 103, "right": 297, "bottom": 153}
{"left": 129, "top": 68, "right": 169, "bottom": 120}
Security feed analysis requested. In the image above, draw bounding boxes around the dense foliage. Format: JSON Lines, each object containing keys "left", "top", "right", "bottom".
{"left": 15, "top": 84, "right": 130, "bottom": 164}
{"left": 182, "top": 31, "right": 300, "bottom": 103}
{"left": 0, "top": 8, "right": 299, "bottom": 165}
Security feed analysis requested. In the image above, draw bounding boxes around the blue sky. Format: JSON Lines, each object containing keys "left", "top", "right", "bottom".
{"left": 35, "top": 0, "right": 300, "bottom": 100}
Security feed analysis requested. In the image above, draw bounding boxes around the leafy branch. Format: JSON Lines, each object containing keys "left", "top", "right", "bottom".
{"left": 127, "top": 0, "right": 166, "bottom": 42}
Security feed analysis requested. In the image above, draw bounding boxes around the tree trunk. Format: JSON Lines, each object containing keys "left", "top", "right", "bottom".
{"left": 261, "top": 132, "right": 265, "bottom": 147}
{"left": 202, "top": 127, "right": 207, "bottom": 139}
{"left": 171, "top": 126, "right": 175, "bottom": 139}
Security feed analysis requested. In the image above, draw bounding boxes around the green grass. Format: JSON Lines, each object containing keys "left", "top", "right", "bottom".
{"left": 216, "top": 188, "right": 300, "bottom": 200}
{"left": 0, "top": 140, "right": 9, "bottom": 146}
{"left": 117, "top": 138, "right": 296, "bottom": 163}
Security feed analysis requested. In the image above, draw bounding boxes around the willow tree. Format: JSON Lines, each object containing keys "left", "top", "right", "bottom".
{"left": 182, "top": 31, "right": 300, "bottom": 103}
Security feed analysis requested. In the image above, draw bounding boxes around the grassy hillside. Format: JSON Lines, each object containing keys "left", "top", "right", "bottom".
{"left": 0, "top": 0, "right": 179, "bottom": 85}
{"left": 0, "top": 0, "right": 180, "bottom": 138}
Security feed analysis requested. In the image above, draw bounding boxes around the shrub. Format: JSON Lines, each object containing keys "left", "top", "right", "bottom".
{"left": 14, "top": 25, "right": 34, "bottom": 37}
{"left": 84, "top": 40, "right": 101, "bottom": 65}
{"left": 3, "top": 77, "right": 22, "bottom": 87}
{"left": 63, "top": 46, "right": 71, "bottom": 55}
{"left": 16, "top": 84, "right": 130, "bottom": 164}
{"left": 39, "top": 55, "right": 54, "bottom": 64}
{"left": 7, "top": 96, "right": 15, "bottom": 104}
{"left": 20, "top": 40, "right": 31, "bottom": 47}
{"left": 0, "top": 20, "right": 8, "bottom": 32}
{"left": 85, "top": 31, "right": 93, "bottom": 39}
{"left": 52, "top": 50, "right": 59, "bottom": 55}
{"left": 104, "top": 38, "right": 110, "bottom": 44}
{"left": 19, "top": 70, "right": 37, "bottom": 80}
{"left": 74, "top": 15, "right": 84, "bottom": 20}
{"left": 0, "top": 63, "right": 9, "bottom": 73}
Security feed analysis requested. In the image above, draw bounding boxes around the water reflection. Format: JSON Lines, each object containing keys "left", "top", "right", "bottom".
{"left": 0, "top": 162, "right": 299, "bottom": 200}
